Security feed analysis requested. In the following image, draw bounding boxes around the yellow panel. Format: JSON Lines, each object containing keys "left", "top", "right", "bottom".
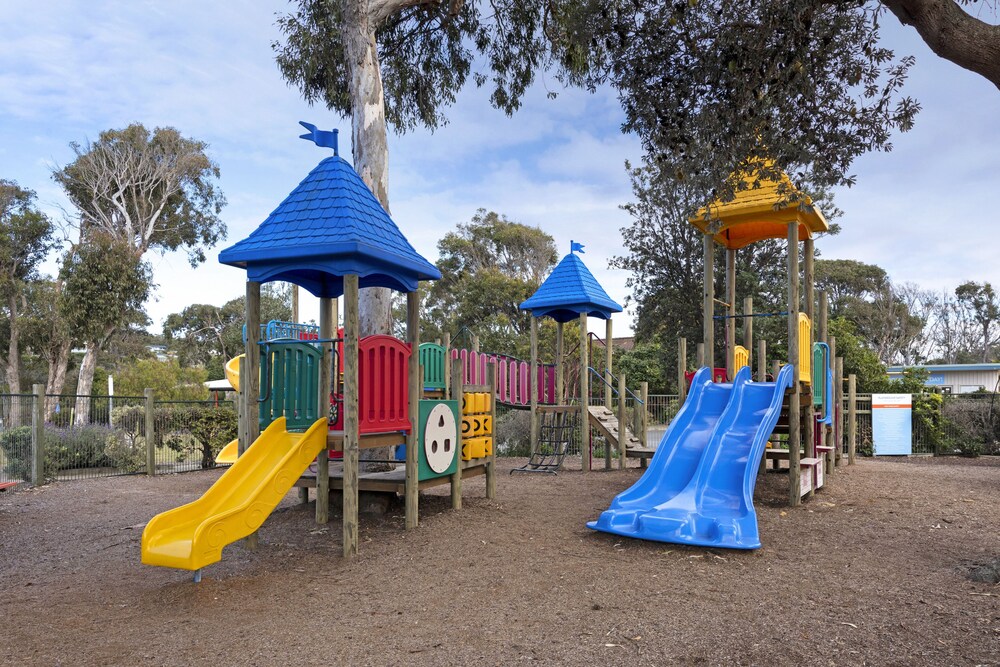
{"left": 798, "top": 313, "right": 812, "bottom": 384}
{"left": 462, "top": 393, "right": 473, "bottom": 415}
{"left": 483, "top": 437, "right": 493, "bottom": 457}
{"left": 481, "top": 393, "right": 492, "bottom": 413}
{"left": 461, "top": 416, "right": 475, "bottom": 437}
{"left": 461, "top": 441, "right": 472, "bottom": 461}
{"left": 141, "top": 417, "right": 328, "bottom": 571}
{"left": 481, "top": 415, "right": 493, "bottom": 436}
{"left": 733, "top": 345, "right": 750, "bottom": 374}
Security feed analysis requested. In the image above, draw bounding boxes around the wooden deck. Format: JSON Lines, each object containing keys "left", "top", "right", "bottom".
{"left": 296, "top": 460, "right": 489, "bottom": 494}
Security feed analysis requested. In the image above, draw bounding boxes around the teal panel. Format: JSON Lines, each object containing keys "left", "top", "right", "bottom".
{"left": 419, "top": 343, "right": 446, "bottom": 390}
{"left": 812, "top": 342, "right": 829, "bottom": 408}
{"left": 417, "top": 399, "right": 459, "bottom": 480}
{"left": 259, "top": 341, "right": 322, "bottom": 432}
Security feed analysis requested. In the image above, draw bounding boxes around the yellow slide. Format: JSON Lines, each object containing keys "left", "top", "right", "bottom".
{"left": 215, "top": 355, "right": 245, "bottom": 465}
{"left": 142, "top": 416, "right": 327, "bottom": 572}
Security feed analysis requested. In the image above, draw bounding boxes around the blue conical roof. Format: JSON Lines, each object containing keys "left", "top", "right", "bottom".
{"left": 219, "top": 149, "right": 440, "bottom": 298}
{"left": 519, "top": 252, "right": 622, "bottom": 322}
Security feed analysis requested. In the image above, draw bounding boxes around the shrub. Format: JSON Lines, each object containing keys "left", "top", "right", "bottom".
{"left": 113, "top": 404, "right": 237, "bottom": 469}
{"left": 0, "top": 424, "right": 122, "bottom": 482}
{"left": 495, "top": 408, "right": 531, "bottom": 456}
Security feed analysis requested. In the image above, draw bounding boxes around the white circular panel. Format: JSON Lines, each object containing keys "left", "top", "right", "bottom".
{"left": 424, "top": 404, "right": 458, "bottom": 474}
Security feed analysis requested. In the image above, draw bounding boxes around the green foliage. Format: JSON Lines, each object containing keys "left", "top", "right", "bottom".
{"left": 828, "top": 317, "right": 888, "bottom": 393}
{"left": 0, "top": 424, "right": 137, "bottom": 482}
{"left": 114, "top": 359, "right": 208, "bottom": 400}
{"left": 52, "top": 123, "right": 226, "bottom": 266}
{"left": 422, "top": 210, "right": 561, "bottom": 358}
{"left": 613, "top": 341, "right": 670, "bottom": 394}
{"left": 113, "top": 404, "right": 237, "bottom": 470}
{"left": 814, "top": 259, "right": 889, "bottom": 316}
{"left": 0, "top": 181, "right": 56, "bottom": 301}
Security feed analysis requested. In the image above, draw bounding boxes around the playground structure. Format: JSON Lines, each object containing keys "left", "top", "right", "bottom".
{"left": 591, "top": 164, "right": 849, "bottom": 548}
{"left": 142, "top": 124, "right": 497, "bottom": 577}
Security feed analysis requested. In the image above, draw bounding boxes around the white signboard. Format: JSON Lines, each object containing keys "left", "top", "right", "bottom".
{"left": 872, "top": 393, "right": 912, "bottom": 456}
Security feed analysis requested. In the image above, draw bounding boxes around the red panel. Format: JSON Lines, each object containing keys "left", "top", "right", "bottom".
{"left": 358, "top": 335, "right": 411, "bottom": 434}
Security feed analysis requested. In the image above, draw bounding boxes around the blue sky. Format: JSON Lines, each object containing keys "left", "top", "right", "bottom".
{"left": 2, "top": 1, "right": 998, "bottom": 336}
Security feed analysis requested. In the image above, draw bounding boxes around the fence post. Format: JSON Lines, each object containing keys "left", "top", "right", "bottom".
{"left": 31, "top": 384, "right": 44, "bottom": 486}
{"left": 677, "top": 337, "right": 687, "bottom": 403}
{"left": 640, "top": 382, "right": 649, "bottom": 449}
{"left": 848, "top": 374, "right": 857, "bottom": 465}
{"left": 145, "top": 388, "right": 155, "bottom": 476}
{"left": 617, "top": 372, "right": 627, "bottom": 470}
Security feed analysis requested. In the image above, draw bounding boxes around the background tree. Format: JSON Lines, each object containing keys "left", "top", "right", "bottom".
{"left": 53, "top": 123, "right": 226, "bottom": 420}
{"left": 0, "top": 181, "right": 56, "bottom": 396}
{"left": 114, "top": 358, "right": 209, "bottom": 401}
{"left": 954, "top": 281, "right": 1000, "bottom": 363}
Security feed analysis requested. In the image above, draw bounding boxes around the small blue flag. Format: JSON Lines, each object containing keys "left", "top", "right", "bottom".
{"left": 570, "top": 240, "right": 585, "bottom": 254}
{"left": 298, "top": 121, "right": 339, "bottom": 155}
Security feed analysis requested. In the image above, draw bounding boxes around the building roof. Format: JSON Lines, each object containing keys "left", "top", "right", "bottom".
{"left": 519, "top": 251, "right": 623, "bottom": 323}
{"left": 887, "top": 364, "right": 1000, "bottom": 373}
{"left": 218, "top": 125, "right": 440, "bottom": 297}
{"left": 689, "top": 163, "right": 829, "bottom": 250}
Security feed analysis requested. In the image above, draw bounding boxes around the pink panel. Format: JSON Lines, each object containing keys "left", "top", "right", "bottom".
{"left": 518, "top": 362, "right": 529, "bottom": 406}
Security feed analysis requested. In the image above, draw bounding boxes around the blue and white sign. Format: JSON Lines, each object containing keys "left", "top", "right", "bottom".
{"left": 872, "top": 393, "right": 912, "bottom": 456}
{"left": 926, "top": 373, "right": 946, "bottom": 386}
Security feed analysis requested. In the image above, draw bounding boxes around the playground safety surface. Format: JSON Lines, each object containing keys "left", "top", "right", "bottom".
{"left": 2, "top": 455, "right": 999, "bottom": 665}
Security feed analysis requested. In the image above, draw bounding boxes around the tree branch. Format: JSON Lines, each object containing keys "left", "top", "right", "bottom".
{"left": 369, "top": 0, "right": 442, "bottom": 26}
{"left": 882, "top": 0, "right": 1000, "bottom": 90}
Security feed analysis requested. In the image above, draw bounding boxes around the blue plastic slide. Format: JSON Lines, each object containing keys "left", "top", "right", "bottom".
{"left": 588, "top": 365, "right": 794, "bottom": 549}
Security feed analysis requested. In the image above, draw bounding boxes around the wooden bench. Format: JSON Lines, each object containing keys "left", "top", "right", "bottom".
{"left": 0, "top": 482, "right": 18, "bottom": 492}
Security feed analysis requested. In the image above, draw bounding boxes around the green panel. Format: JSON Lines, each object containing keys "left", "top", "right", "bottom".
{"left": 419, "top": 343, "right": 446, "bottom": 390}
{"left": 259, "top": 342, "right": 322, "bottom": 432}
{"left": 417, "top": 399, "right": 459, "bottom": 480}
{"left": 811, "top": 343, "right": 827, "bottom": 408}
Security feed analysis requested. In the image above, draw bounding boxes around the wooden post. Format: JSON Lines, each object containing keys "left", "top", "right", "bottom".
{"left": 848, "top": 372, "right": 857, "bottom": 465}
{"left": 449, "top": 361, "right": 463, "bottom": 509}
{"left": 471, "top": 334, "right": 479, "bottom": 353}
{"left": 604, "top": 318, "right": 613, "bottom": 409}
{"left": 743, "top": 297, "right": 753, "bottom": 368}
{"left": 244, "top": 281, "right": 261, "bottom": 550}
{"left": 529, "top": 316, "right": 539, "bottom": 456}
{"left": 237, "top": 356, "right": 247, "bottom": 455}
{"left": 579, "top": 312, "right": 590, "bottom": 473}
{"left": 802, "top": 237, "right": 815, "bottom": 499}
{"left": 555, "top": 322, "right": 564, "bottom": 404}
{"left": 787, "top": 223, "right": 801, "bottom": 505}
{"left": 144, "top": 388, "right": 155, "bottom": 476}
{"left": 316, "top": 296, "right": 335, "bottom": 522}
{"left": 696, "top": 343, "right": 705, "bottom": 369}
{"left": 343, "top": 274, "right": 360, "bottom": 558}
{"left": 405, "top": 290, "right": 420, "bottom": 530}
{"left": 31, "top": 384, "right": 44, "bottom": 485}
{"left": 819, "top": 291, "right": 829, "bottom": 345}
{"left": 485, "top": 362, "right": 497, "bottom": 499}
{"left": 772, "top": 360, "right": 780, "bottom": 379}
{"left": 703, "top": 234, "right": 715, "bottom": 373}
{"left": 835, "top": 354, "right": 844, "bottom": 469}
{"left": 757, "top": 340, "right": 767, "bottom": 383}
{"left": 617, "top": 372, "right": 627, "bottom": 469}
{"left": 827, "top": 334, "right": 838, "bottom": 474}
{"left": 443, "top": 331, "right": 451, "bottom": 396}
{"left": 291, "top": 284, "right": 299, "bottom": 322}
{"left": 726, "top": 247, "right": 736, "bottom": 380}
{"left": 639, "top": 382, "right": 648, "bottom": 448}
{"left": 677, "top": 337, "right": 687, "bottom": 403}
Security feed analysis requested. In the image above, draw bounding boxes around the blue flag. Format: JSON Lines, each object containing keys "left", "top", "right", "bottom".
{"left": 570, "top": 240, "right": 585, "bottom": 254}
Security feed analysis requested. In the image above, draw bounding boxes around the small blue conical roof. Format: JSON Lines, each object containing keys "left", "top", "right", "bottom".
{"left": 219, "top": 126, "right": 440, "bottom": 297}
{"left": 520, "top": 250, "right": 622, "bottom": 322}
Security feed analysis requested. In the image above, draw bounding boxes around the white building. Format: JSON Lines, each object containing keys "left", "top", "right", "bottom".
{"left": 887, "top": 363, "right": 1000, "bottom": 394}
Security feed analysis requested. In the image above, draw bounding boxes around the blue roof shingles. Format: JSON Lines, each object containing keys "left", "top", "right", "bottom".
{"left": 520, "top": 252, "right": 622, "bottom": 322}
{"left": 219, "top": 155, "right": 440, "bottom": 298}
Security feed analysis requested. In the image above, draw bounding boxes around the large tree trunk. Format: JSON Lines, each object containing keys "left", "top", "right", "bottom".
{"left": 343, "top": 0, "right": 393, "bottom": 340}
{"left": 73, "top": 340, "right": 100, "bottom": 425}
{"left": 5, "top": 295, "right": 21, "bottom": 396}
{"left": 45, "top": 337, "right": 72, "bottom": 420}
{"left": 343, "top": 0, "right": 397, "bottom": 475}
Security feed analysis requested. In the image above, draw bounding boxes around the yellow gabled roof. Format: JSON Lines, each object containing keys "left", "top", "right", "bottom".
{"left": 690, "top": 165, "right": 829, "bottom": 250}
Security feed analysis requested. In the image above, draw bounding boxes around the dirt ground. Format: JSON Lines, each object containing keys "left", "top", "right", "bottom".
{"left": 2, "top": 456, "right": 999, "bottom": 666}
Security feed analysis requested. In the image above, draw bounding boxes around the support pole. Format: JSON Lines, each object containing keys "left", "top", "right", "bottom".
{"left": 703, "top": 234, "right": 715, "bottom": 374}
{"left": 405, "top": 290, "right": 420, "bottom": 530}
{"left": 677, "top": 337, "right": 687, "bottom": 403}
{"left": 343, "top": 274, "right": 360, "bottom": 558}
{"left": 819, "top": 291, "right": 829, "bottom": 346}
{"left": 31, "top": 384, "right": 44, "bottom": 485}
{"left": 726, "top": 247, "right": 736, "bottom": 380}
{"left": 827, "top": 334, "right": 837, "bottom": 474}
{"left": 617, "top": 372, "right": 627, "bottom": 470}
{"left": 555, "top": 322, "right": 564, "bottom": 404}
{"left": 443, "top": 331, "right": 451, "bottom": 396}
{"left": 291, "top": 284, "right": 299, "bottom": 322}
{"left": 144, "top": 388, "right": 155, "bottom": 476}
{"left": 529, "top": 316, "right": 538, "bottom": 456}
{"left": 787, "top": 223, "right": 801, "bottom": 505}
{"left": 834, "top": 353, "right": 844, "bottom": 469}
{"left": 579, "top": 312, "right": 590, "bottom": 473}
{"left": 316, "top": 296, "right": 334, "bottom": 523}
{"left": 449, "top": 361, "right": 463, "bottom": 509}
{"left": 848, "top": 373, "right": 857, "bottom": 465}
{"left": 485, "top": 362, "right": 497, "bottom": 499}
{"left": 696, "top": 343, "right": 705, "bottom": 369}
{"left": 640, "top": 381, "right": 648, "bottom": 448}
{"left": 244, "top": 281, "right": 261, "bottom": 549}
{"left": 743, "top": 297, "right": 754, "bottom": 369}
{"left": 604, "top": 318, "right": 613, "bottom": 409}
{"left": 757, "top": 340, "right": 767, "bottom": 383}
{"left": 802, "top": 237, "right": 815, "bottom": 499}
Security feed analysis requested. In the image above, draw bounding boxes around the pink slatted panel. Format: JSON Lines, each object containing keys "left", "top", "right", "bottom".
{"left": 358, "top": 335, "right": 411, "bottom": 434}
{"left": 497, "top": 358, "right": 509, "bottom": 403}
{"left": 518, "top": 362, "right": 529, "bottom": 406}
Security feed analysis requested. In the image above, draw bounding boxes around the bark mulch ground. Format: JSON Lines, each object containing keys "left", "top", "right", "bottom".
{"left": 1, "top": 456, "right": 998, "bottom": 666}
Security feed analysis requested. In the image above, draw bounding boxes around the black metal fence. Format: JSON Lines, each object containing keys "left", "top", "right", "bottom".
{"left": 0, "top": 393, "right": 237, "bottom": 486}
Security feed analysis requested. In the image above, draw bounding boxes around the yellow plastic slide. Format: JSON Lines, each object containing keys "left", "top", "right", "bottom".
{"left": 141, "top": 416, "right": 327, "bottom": 572}
{"left": 215, "top": 355, "right": 245, "bottom": 465}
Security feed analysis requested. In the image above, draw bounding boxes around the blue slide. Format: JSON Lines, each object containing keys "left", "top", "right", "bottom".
{"left": 588, "top": 364, "right": 794, "bottom": 549}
